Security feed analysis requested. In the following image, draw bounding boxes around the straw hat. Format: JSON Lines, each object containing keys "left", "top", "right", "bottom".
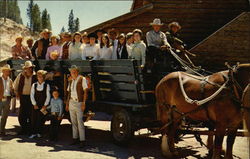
{"left": 21, "top": 61, "right": 35, "bottom": 69}
{"left": 40, "top": 29, "right": 52, "bottom": 36}
{"left": 15, "top": 36, "right": 23, "bottom": 41}
{"left": 1, "top": 64, "right": 12, "bottom": 71}
{"left": 150, "top": 18, "right": 163, "bottom": 26}
{"left": 37, "top": 70, "right": 47, "bottom": 76}
{"left": 50, "top": 51, "right": 59, "bottom": 59}
{"left": 69, "top": 65, "right": 79, "bottom": 72}
{"left": 50, "top": 35, "right": 59, "bottom": 40}
{"left": 81, "top": 32, "right": 88, "bottom": 37}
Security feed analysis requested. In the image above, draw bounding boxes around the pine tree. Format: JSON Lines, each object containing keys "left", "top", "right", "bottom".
{"left": 61, "top": 26, "right": 65, "bottom": 33}
{"left": 27, "top": 0, "right": 34, "bottom": 29}
{"left": 68, "top": 9, "right": 75, "bottom": 33}
{"left": 74, "top": 18, "right": 80, "bottom": 32}
{"left": 47, "top": 14, "right": 52, "bottom": 30}
{"left": 32, "top": 4, "right": 41, "bottom": 32}
{"left": 0, "top": 0, "right": 23, "bottom": 24}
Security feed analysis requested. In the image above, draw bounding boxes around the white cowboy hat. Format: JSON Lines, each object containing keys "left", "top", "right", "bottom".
{"left": 150, "top": 18, "right": 163, "bottom": 26}
{"left": 21, "top": 61, "right": 35, "bottom": 69}
{"left": 1, "top": 64, "right": 12, "bottom": 71}
{"left": 69, "top": 65, "right": 79, "bottom": 71}
{"left": 37, "top": 70, "right": 47, "bottom": 76}
{"left": 40, "top": 29, "right": 52, "bottom": 37}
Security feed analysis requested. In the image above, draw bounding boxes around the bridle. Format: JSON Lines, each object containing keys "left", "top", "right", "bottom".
{"left": 226, "top": 63, "right": 250, "bottom": 109}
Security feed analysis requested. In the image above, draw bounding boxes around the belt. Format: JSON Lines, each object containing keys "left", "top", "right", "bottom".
{"left": 70, "top": 97, "right": 78, "bottom": 102}
{"left": 2, "top": 96, "right": 11, "bottom": 102}
{"left": 86, "top": 56, "right": 94, "bottom": 60}
{"left": 51, "top": 112, "right": 59, "bottom": 116}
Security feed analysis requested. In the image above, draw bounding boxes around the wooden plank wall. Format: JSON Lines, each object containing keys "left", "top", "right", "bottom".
{"left": 190, "top": 12, "right": 250, "bottom": 70}
{"left": 97, "top": 0, "right": 249, "bottom": 48}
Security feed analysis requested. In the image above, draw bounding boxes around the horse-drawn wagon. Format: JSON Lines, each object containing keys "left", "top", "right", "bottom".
{"left": 1, "top": 58, "right": 249, "bottom": 158}
{"left": 4, "top": 59, "right": 166, "bottom": 144}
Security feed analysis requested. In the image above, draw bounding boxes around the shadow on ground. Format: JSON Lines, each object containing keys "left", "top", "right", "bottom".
{"left": 0, "top": 122, "right": 212, "bottom": 159}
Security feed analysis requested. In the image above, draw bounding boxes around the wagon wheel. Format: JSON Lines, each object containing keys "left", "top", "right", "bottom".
{"left": 111, "top": 109, "right": 134, "bottom": 145}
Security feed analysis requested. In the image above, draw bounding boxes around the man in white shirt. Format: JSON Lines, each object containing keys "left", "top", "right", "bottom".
{"left": 66, "top": 65, "right": 88, "bottom": 148}
{"left": 0, "top": 64, "right": 14, "bottom": 136}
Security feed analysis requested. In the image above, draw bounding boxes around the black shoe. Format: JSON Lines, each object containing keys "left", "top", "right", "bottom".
{"left": 79, "top": 141, "right": 86, "bottom": 148}
{"left": 0, "top": 132, "right": 6, "bottom": 136}
{"left": 70, "top": 139, "right": 79, "bottom": 145}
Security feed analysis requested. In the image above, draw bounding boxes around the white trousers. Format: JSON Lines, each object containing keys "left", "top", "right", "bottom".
{"left": 69, "top": 100, "right": 85, "bottom": 141}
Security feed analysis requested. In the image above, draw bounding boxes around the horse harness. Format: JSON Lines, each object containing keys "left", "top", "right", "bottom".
{"left": 159, "top": 68, "right": 249, "bottom": 132}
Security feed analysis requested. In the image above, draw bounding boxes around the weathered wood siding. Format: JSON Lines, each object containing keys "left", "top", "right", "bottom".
{"left": 190, "top": 12, "right": 250, "bottom": 70}
{"left": 82, "top": 0, "right": 249, "bottom": 48}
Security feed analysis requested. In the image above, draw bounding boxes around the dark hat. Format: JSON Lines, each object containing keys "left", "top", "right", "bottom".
{"left": 87, "top": 32, "right": 97, "bottom": 39}
{"left": 95, "top": 29, "right": 105, "bottom": 33}
{"left": 51, "top": 86, "right": 59, "bottom": 92}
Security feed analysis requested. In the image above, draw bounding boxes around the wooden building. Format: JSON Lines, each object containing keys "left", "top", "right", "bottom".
{"left": 81, "top": 0, "right": 250, "bottom": 69}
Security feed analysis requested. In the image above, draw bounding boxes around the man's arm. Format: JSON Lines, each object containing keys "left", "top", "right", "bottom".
{"left": 162, "top": 33, "right": 171, "bottom": 48}
{"left": 31, "top": 40, "right": 38, "bottom": 59}
{"left": 13, "top": 73, "right": 21, "bottom": 95}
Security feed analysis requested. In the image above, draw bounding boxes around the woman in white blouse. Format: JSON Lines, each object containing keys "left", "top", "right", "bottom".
{"left": 68, "top": 32, "right": 84, "bottom": 60}
{"left": 99, "top": 34, "right": 112, "bottom": 60}
{"left": 81, "top": 33, "right": 100, "bottom": 60}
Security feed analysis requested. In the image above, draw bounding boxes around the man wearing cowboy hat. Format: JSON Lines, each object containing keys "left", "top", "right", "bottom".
{"left": 146, "top": 18, "right": 171, "bottom": 49}
{"left": 0, "top": 64, "right": 14, "bottom": 136}
{"left": 66, "top": 65, "right": 88, "bottom": 148}
{"left": 31, "top": 29, "right": 51, "bottom": 59}
{"left": 146, "top": 18, "right": 172, "bottom": 65}
{"left": 11, "top": 36, "right": 32, "bottom": 60}
{"left": 14, "top": 61, "right": 37, "bottom": 135}
{"left": 61, "top": 32, "right": 72, "bottom": 59}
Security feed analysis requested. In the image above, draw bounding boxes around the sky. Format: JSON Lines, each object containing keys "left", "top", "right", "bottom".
{"left": 18, "top": 0, "right": 133, "bottom": 34}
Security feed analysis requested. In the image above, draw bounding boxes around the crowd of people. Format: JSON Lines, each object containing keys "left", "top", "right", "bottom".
{"left": 1, "top": 18, "right": 185, "bottom": 147}
{"left": 11, "top": 18, "right": 184, "bottom": 68}
{"left": 0, "top": 61, "right": 89, "bottom": 147}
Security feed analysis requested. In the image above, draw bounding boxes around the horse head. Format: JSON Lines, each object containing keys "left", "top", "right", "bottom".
{"left": 226, "top": 62, "right": 250, "bottom": 100}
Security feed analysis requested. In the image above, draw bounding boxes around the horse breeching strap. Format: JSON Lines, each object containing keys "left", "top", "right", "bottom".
{"left": 159, "top": 72, "right": 229, "bottom": 133}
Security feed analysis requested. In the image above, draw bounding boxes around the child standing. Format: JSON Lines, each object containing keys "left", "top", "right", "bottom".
{"left": 47, "top": 88, "right": 63, "bottom": 141}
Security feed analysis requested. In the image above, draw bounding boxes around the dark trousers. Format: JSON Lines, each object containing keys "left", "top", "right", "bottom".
{"left": 0, "top": 98, "right": 11, "bottom": 133}
{"left": 18, "top": 95, "right": 32, "bottom": 134}
{"left": 49, "top": 115, "right": 61, "bottom": 140}
{"left": 31, "top": 108, "right": 45, "bottom": 134}
{"left": 147, "top": 46, "right": 180, "bottom": 72}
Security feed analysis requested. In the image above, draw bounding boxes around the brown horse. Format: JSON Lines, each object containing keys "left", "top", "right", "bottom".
{"left": 155, "top": 64, "right": 250, "bottom": 159}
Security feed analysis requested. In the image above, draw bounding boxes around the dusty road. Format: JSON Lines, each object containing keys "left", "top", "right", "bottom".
{"left": 0, "top": 112, "right": 249, "bottom": 159}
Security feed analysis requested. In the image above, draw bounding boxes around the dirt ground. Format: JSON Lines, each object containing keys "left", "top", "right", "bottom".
{"left": 0, "top": 112, "right": 249, "bottom": 159}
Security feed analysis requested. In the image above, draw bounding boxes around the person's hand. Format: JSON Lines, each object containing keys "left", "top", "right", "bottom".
{"left": 160, "top": 45, "right": 170, "bottom": 51}
{"left": 57, "top": 116, "right": 62, "bottom": 120}
{"left": 42, "top": 106, "right": 47, "bottom": 110}
{"left": 65, "top": 105, "right": 69, "bottom": 112}
{"left": 81, "top": 102, "right": 86, "bottom": 112}
{"left": 34, "top": 105, "right": 39, "bottom": 110}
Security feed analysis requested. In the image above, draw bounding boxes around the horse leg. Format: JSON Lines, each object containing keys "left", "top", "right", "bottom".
{"left": 161, "top": 123, "right": 179, "bottom": 157}
{"left": 212, "top": 125, "right": 226, "bottom": 159}
{"left": 225, "top": 128, "right": 238, "bottom": 159}
{"left": 207, "top": 127, "right": 214, "bottom": 157}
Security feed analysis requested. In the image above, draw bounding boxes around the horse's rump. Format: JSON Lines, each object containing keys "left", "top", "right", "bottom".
{"left": 242, "top": 84, "right": 250, "bottom": 133}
